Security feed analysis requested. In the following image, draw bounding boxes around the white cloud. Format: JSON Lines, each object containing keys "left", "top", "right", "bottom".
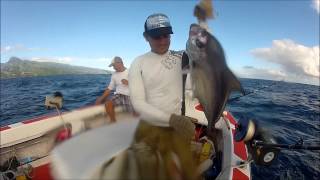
{"left": 237, "top": 66, "right": 319, "bottom": 86}
{"left": 251, "top": 39, "right": 319, "bottom": 78}
{"left": 1, "top": 44, "right": 27, "bottom": 53}
{"left": 312, "top": 0, "right": 320, "bottom": 14}
{"left": 244, "top": 39, "right": 320, "bottom": 85}
{"left": 1, "top": 46, "right": 12, "bottom": 53}
{"left": 1, "top": 44, "right": 46, "bottom": 53}
{"left": 96, "top": 57, "right": 111, "bottom": 62}
{"left": 238, "top": 66, "right": 286, "bottom": 81}
{"left": 29, "top": 56, "right": 112, "bottom": 70}
{"left": 31, "top": 57, "right": 74, "bottom": 64}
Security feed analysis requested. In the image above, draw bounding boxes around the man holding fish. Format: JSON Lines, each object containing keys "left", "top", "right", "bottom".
{"left": 128, "top": 0, "right": 242, "bottom": 179}
{"left": 129, "top": 13, "right": 198, "bottom": 180}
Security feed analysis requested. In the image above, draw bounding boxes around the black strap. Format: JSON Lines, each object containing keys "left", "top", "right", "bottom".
{"left": 181, "top": 52, "right": 189, "bottom": 115}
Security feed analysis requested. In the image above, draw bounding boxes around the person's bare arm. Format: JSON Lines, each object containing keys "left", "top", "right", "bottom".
{"left": 95, "top": 88, "right": 111, "bottom": 105}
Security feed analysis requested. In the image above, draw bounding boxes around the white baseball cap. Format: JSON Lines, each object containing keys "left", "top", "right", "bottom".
{"left": 108, "top": 56, "right": 123, "bottom": 67}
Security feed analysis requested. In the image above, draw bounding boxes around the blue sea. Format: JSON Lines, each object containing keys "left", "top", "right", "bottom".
{"left": 0, "top": 74, "right": 319, "bottom": 179}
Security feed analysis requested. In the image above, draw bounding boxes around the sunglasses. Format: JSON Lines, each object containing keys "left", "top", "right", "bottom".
{"left": 151, "top": 34, "right": 170, "bottom": 40}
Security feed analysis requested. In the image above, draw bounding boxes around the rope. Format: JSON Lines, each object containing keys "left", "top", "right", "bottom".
{"left": 55, "top": 105, "right": 68, "bottom": 130}
{"left": 0, "top": 170, "right": 16, "bottom": 180}
{"left": 5, "top": 149, "right": 17, "bottom": 171}
{"left": 23, "top": 164, "right": 34, "bottom": 179}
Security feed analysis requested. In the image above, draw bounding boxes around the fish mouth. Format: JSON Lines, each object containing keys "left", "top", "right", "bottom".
{"left": 186, "top": 38, "right": 207, "bottom": 64}
{"left": 189, "top": 24, "right": 208, "bottom": 47}
{"left": 187, "top": 25, "right": 208, "bottom": 63}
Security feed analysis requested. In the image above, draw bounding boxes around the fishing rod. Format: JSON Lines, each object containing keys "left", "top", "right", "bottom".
{"left": 234, "top": 118, "right": 320, "bottom": 166}
{"left": 235, "top": 118, "right": 320, "bottom": 151}
{"left": 252, "top": 139, "right": 320, "bottom": 151}
{"left": 247, "top": 137, "right": 320, "bottom": 166}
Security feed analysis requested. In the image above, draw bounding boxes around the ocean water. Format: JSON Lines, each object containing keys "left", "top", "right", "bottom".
{"left": 0, "top": 74, "right": 319, "bottom": 179}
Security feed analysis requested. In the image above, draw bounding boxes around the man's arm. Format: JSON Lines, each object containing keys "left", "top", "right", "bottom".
{"left": 129, "top": 59, "right": 171, "bottom": 127}
{"left": 95, "top": 88, "right": 112, "bottom": 104}
{"left": 95, "top": 75, "right": 115, "bottom": 104}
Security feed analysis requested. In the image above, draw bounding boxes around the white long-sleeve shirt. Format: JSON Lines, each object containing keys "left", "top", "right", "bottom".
{"left": 129, "top": 50, "right": 183, "bottom": 127}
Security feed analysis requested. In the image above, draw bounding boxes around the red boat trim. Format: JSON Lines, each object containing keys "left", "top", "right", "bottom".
{"left": 232, "top": 129, "right": 248, "bottom": 160}
{"left": 23, "top": 113, "right": 58, "bottom": 124}
{"left": 225, "top": 111, "right": 248, "bottom": 160}
{"left": 195, "top": 103, "right": 204, "bottom": 111}
{"left": 31, "top": 163, "right": 54, "bottom": 180}
{"left": 232, "top": 168, "right": 249, "bottom": 180}
{"left": 1, "top": 111, "right": 66, "bottom": 131}
{"left": 225, "top": 111, "right": 237, "bottom": 125}
{"left": 0, "top": 126, "right": 10, "bottom": 131}
{"left": 0, "top": 105, "right": 99, "bottom": 130}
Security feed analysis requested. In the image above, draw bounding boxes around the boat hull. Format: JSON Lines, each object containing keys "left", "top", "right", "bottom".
{"left": 1, "top": 98, "right": 250, "bottom": 180}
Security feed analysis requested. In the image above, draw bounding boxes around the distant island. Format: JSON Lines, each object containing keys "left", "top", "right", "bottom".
{"left": 1, "top": 57, "right": 111, "bottom": 78}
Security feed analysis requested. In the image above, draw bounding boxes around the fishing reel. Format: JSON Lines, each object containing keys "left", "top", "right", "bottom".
{"left": 234, "top": 119, "right": 279, "bottom": 166}
{"left": 45, "top": 91, "right": 63, "bottom": 109}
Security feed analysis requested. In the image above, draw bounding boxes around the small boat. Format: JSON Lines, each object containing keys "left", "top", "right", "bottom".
{"left": 0, "top": 92, "right": 251, "bottom": 180}
{"left": 0, "top": 105, "right": 112, "bottom": 180}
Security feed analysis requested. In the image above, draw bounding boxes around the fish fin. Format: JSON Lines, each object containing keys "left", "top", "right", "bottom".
{"left": 224, "top": 69, "right": 243, "bottom": 93}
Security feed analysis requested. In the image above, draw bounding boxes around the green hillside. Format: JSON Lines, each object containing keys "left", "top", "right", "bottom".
{"left": 1, "top": 57, "right": 111, "bottom": 78}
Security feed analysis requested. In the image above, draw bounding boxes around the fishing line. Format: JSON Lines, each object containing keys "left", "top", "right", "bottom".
{"left": 5, "top": 150, "right": 17, "bottom": 171}
{"left": 228, "top": 80, "right": 280, "bottom": 103}
{"left": 55, "top": 106, "right": 68, "bottom": 131}
{"left": 253, "top": 138, "right": 320, "bottom": 151}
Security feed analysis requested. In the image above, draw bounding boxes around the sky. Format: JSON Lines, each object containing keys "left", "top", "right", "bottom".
{"left": 1, "top": 0, "right": 319, "bottom": 85}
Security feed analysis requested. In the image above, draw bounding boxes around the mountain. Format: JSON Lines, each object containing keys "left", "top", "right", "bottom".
{"left": 1, "top": 57, "right": 111, "bottom": 78}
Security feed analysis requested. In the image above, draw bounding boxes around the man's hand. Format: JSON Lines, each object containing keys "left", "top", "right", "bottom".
{"left": 95, "top": 89, "right": 111, "bottom": 105}
{"left": 121, "top": 79, "right": 129, "bottom": 85}
{"left": 194, "top": 0, "right": 214, "bottom": 21}
{"left": 169, "top": 114, "right": 197, "bottom": 141}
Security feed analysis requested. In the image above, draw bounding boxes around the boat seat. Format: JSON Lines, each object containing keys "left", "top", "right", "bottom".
{"left": 51, "top": 120, "right": 140, "bottom": 179}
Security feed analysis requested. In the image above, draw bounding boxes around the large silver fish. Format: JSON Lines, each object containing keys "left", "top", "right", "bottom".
{"left": 186, "top": 23, "right": 243, "bottom": 132}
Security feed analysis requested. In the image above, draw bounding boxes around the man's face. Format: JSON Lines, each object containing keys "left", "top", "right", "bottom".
{"left": 146, "top": 34, "right": 171, "bottom": 55}
{"left": 112, "top": 61, "right": 123, "bottom": 72}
